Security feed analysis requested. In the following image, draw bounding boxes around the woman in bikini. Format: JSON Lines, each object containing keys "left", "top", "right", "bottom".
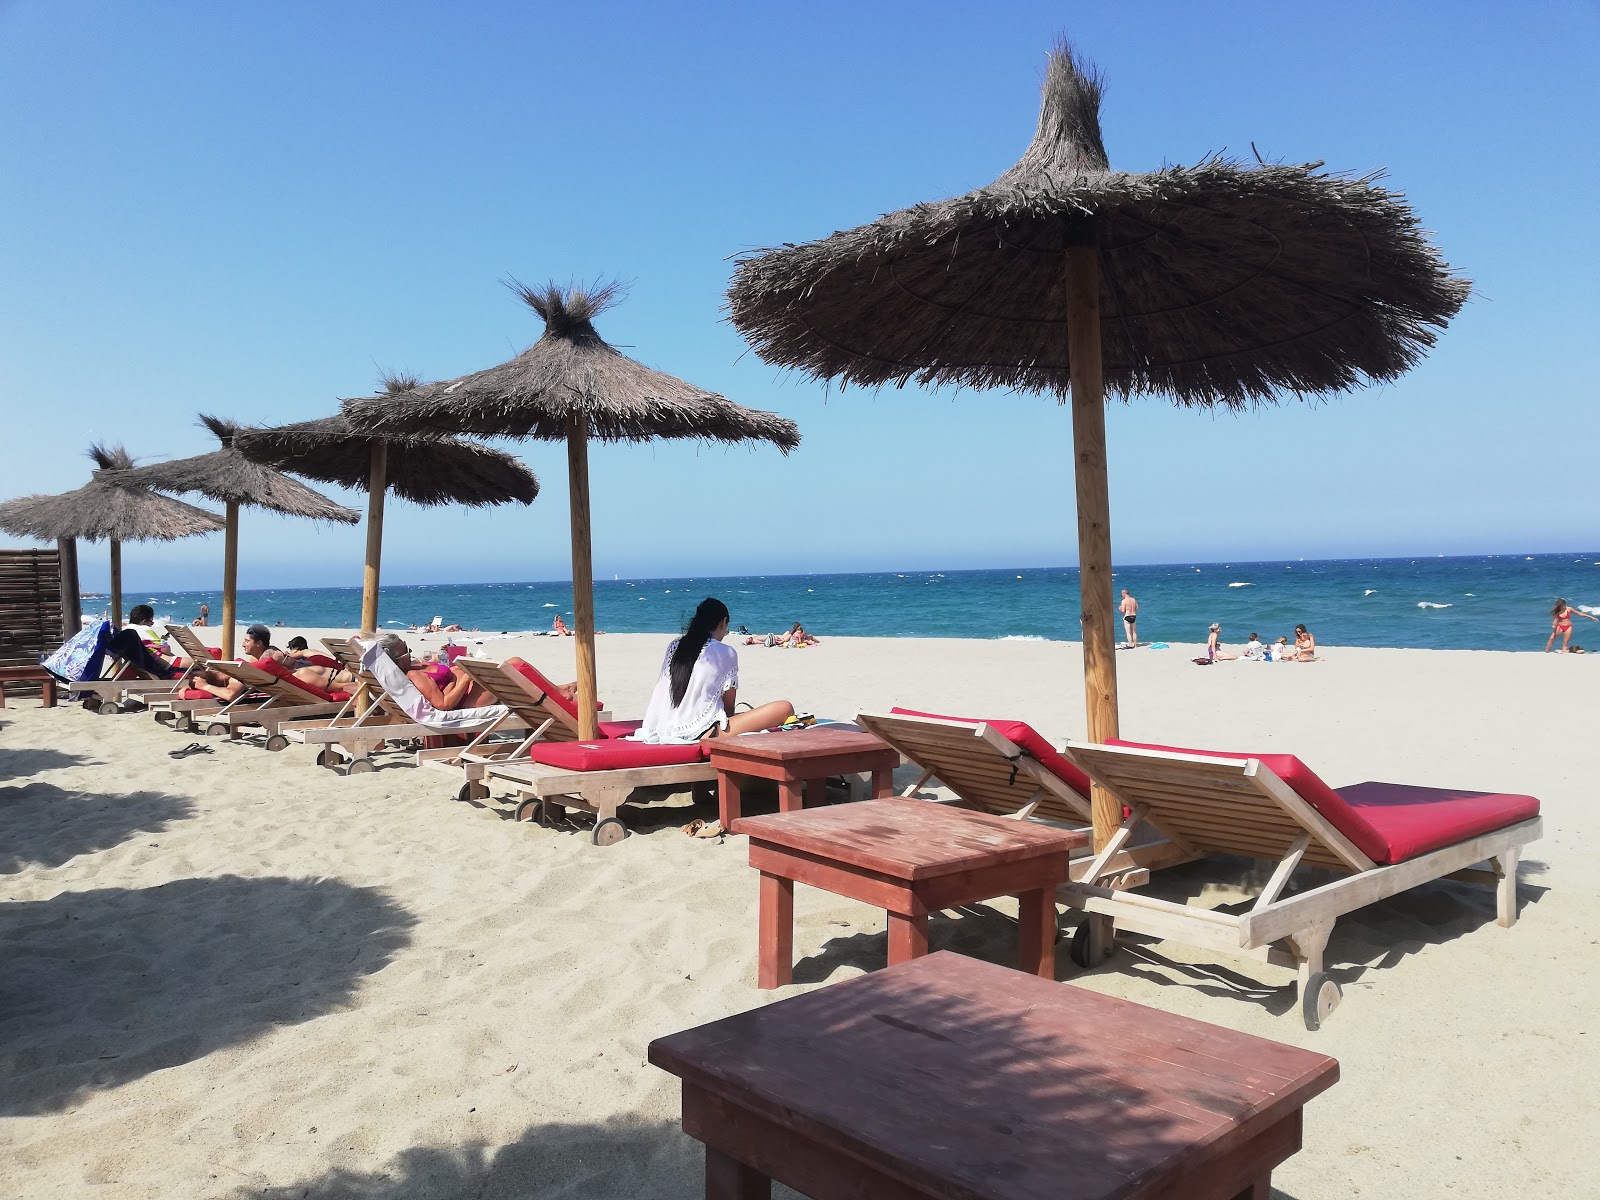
{"left": 1544, "top": 598, "right": 1597, "bottom": 653}
{"left": 1293, "top": 623, "right": 1317, "bottom": 661}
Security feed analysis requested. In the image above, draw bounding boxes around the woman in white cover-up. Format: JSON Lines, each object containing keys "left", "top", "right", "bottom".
{"left": 636, "top": 598, "right": 794, "bottom": 743}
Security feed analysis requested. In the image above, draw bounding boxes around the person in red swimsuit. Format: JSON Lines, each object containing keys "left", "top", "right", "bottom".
{"left": 1544, "top": 598, "right": 1597, "bottom": 653}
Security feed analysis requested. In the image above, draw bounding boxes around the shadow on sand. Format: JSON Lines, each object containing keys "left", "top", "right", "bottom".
{"left": 0, "top": 782, "right": 195, "bottom": 873}
{"left": 0, "top": 745, "right": 96, "bottom": 782}
{"left": 0, "top": 875, "right": 415, "bottom": 1115}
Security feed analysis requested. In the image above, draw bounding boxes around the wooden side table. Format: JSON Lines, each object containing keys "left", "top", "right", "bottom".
{"left": 707, "top": 726, "right": 900, "bottom": 832}
{"left": 0, "top": 665, "right": 58, "bottom": 708}
{"left": 650, "top": 951, "right": 1339, "bottom": 1200}
{"left": 739, "top": 796, "right": 1085, "bottom": 988}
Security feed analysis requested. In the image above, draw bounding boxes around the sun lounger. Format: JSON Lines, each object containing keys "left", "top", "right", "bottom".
{"left": 1059, "top": 739, "right": 1543, "bottom": 1029}
{"left": 484, "top": 737, "right": 734, "bottom": 846}
{"left": 855, "top": 709, "right": 1193, "bottom": 887}
{"left": 278, "top": 639, "right": 513, "bottom": 775}
{"left": 414, "top": 657, "right": 639, "bottom": 801}
{"left": 197, "top": 660, "right": 353, "bottom": 749}
{"left": 73, "top": 624, "right": 225, "bottom": 717}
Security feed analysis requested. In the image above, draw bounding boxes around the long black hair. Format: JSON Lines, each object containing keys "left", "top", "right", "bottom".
{"left": 670, "top": 597, "right": 730, "bottom": 706}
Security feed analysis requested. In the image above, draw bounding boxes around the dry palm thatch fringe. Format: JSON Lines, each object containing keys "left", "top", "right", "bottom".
{"left": 342, "top": 281, "right": 801, "bottom": 451}
{"left": 234, "top": 376, "right": 540, "bottom": 508}
{"left": 0, "top": 444, "right": 226, "bottom": 544}
{"left": 101, "top": 415, "right": 359, "bottom": 523}
{"left": 725, "top": 39, "right": 1470, "bottom": 409}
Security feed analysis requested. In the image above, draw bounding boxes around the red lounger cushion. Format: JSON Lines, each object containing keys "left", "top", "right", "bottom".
{"left": 252, "top": 658, "right": 342, "bottom": 704}
{"left": 524, "top": 739, "right": 707, "bottom": 772}
{"left": 505, "top": 658, "right": 604, "bottom": 721}
{"left": 1108, "top": 739, "right": 1540, "bottom": 865}
{"left": 180, "top": 688, "right": 214, "bottom": 700}
{"left": 598, "top": 719, "right": 644, "bottom": 739}
{"left": 889, "top": 707, "right": 1093, "bottom": 798}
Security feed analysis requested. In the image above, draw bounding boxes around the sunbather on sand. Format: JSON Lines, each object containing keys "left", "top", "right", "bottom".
{"left": 551, "top": 613, "right": 571, "bottom": 636}
{"left": 1206, "top": 623, "right": 1237, "bottom": 661}
{"left": 1293, "top": 623, "right": 1317, "bottom": 661}
{"left": 637, "top": 597, "right": 793, "bottom": 743}
{"left": 374, "top": 632, "right": 493, "bottom": 710}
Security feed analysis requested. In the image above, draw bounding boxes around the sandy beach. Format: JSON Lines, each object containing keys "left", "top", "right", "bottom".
{"left": 2, "top": 631, "right": 1596, "bottom": 1198}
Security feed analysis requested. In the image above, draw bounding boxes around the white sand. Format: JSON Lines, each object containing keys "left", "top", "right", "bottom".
{"left": 2, "top": 633, "right": 1596, "bottom": 1198}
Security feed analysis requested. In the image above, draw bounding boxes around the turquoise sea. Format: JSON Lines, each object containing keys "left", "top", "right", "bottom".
{"left": 110, "top": 553, "right": 1600, "bottom": 654}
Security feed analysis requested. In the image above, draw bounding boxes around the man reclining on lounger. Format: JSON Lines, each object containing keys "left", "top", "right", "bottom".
{"left": 107, "top": 604, "right": 182, "bottom": 678}
{"left": 190, "top": 625, "right": 359, "bottom": 702}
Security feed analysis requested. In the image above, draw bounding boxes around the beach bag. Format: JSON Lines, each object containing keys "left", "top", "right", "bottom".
{"left": 42, "top": 619, "right": 111, "bottom": 683}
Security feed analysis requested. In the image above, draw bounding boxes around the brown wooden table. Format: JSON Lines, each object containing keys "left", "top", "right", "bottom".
{"left": 650, "top": 951, "right": 1339, "bottom": 1200}
{"left": 708, "top": 725, "right": 900, "bottom": 832}
{"left": 0, "top": 665, "right": 58, "bottom": 708}
{"left": 740, "top": 796, "right": 1086, "bottom": 988}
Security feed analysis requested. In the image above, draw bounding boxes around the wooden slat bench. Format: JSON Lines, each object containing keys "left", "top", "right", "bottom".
{"left": 0, "top": 665, "right": 57, "bottom": 708}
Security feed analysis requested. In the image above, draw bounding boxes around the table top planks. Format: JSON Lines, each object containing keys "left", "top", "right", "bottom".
{"left": 738, "top": 796, "right": 1085, "bottom": 879}
{"left": 706, "top": 724, "right": 891, "bottom": 764}
{"left": 649, "top": 951, "right": 1338, "bottom": 1200}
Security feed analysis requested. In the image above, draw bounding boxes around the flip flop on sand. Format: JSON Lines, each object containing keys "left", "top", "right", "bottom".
{"left": 680, "top": 819, "right": 724, "bottom": 839}
{"left": 168, "top": 742, "right": 214, "bottom": 759}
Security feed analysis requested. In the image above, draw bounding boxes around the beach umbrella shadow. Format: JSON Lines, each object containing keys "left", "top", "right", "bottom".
{"left": 0, "top": 782, "right": 191, "bottom": 873}
{"left": 0, "top": 875, "right": 415, "bottom": 1115}
{"left": 239, "top": 1114, "right": 699, "bottom": 1200}
{"left": 0, "top": 746, "right": 95, "bottom": 782}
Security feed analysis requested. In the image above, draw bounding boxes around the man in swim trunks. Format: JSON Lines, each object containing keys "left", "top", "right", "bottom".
{"left": 1120, "top": 589, "right": 1139, "bottom": 647}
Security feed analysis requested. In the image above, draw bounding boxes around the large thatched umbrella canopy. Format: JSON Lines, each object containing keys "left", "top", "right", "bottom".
{"left": 106, "top": 415, "right": 359, "bottom": 658}
{"left": 0, "top": 445, "right": 225, "bottom": 627}
{"left": 344, "top": 282, "right": 801, "bottom": 740}
{"left": 234, "top": 378, "right": 540, "bottom": 635}
{"left": 727, "top": 41, "right": 1468, "bottom": 850}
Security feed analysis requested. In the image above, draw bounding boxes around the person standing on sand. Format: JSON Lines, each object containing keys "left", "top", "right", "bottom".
{"left": 1545, "top": 598, "right": 1597, "bottom": 653}
{"left": 1120, "top": 589, "right": 1139, "bottom": 647}
{"left": 193, "top": 603, "right": 209, "bottom": 627}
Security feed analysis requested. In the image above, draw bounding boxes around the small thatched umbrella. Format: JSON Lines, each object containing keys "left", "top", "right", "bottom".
{"left": 0, "top": 445, "right": 226, "bottom": 628}
{"left": 727, "top": 42, "right": 1468, "bottom": 849}
{"left": 344, "top": 282, "right": 801, "bottom": 739}
{"left": 106, "top": 415, "right": 360, "bottom": 659}
{"left": 233, "top": 377, "right": 540, "bottom": 636}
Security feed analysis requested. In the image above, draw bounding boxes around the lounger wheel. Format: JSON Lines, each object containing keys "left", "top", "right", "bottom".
{"left": 514, "top": 798, "right": 541, "bottom": 823}
{"left": 344, "top": 758, "right": 376, "bottom": 776}
{"left": 316, "top": 748, "right": 340, "bottom": 769}
{"left": 1301, "top": 972, "right": 1341, "bottom": 1031}
{"left": 97, "top": 700, "right": 122, "bottom": 716}
{"left": 204, "top": 722, "right": 229, "bottom": 738}
{"left": 154, "top": 711, "right": 175, "bottom": 725}
{"left": 456, "top": 781, "right": 489, "bottom": 803}
{"left": 592, "top": 816, "right": 627, "bottom": 847}
{"left": 264, "top": 734, "right": 289, "bottom": 752}
{"left": 1068, "top": 920, "right": 1114, "bottom": 970}
{"left": 175, "top": 716, "right": 197, "bottom": 734}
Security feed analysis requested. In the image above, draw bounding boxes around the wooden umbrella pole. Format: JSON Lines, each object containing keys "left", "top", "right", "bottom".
{"left": 566, "top": 413, "right": 600, "bottom": 741}
{"left": 1065, "top": 244, "right": 1122, "bottom": 851}
{"left": 221, "top": 499, "right": 240, "bottom": 660}
{"left": 57, "top": 536, "right": 81, "bottom": 641}
{"left": 109, "top": 538, "right": 122, "bottom": 628}
{"left": 361, "top": 442, "right": 388, "bottom": 635}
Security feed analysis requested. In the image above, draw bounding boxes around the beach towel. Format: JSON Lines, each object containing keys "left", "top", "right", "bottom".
{"left": 358, "top": 641, "right": 508, "bottom": 731}
{"left": 42, "top": 620, "right": 111, "bottom": 683}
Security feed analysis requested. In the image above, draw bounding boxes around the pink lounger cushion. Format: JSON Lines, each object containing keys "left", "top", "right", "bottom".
{"left": 889, "top": 707, "right": 1094, "bottom": 799}
{"left": 180, "top": 688, "right": 214, "bottom": 700}
{"left": 1109, "top": 739, "right": 1540, "bottom": 865}
{"left": 597, "top": 719, "right": 644, "bottom": 739}
{"left": 505, "top": 658, "right": 603, "bottom": 719}
{"left": 524, "top": 738, "right": 708, "bottom": 772}
{"left": 252, "top": 657, "right": 346, "bottom": 704}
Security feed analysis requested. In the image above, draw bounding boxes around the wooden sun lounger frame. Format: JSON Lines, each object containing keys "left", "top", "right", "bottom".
{"left": 415, "top": 657, "right": 598, "bottom": 801}
{"left": 73, "top": 624, "right": 224, "bottom": 716}
{"left": 277, "top": 637, "right": 525, "bottom": 776}
{"left": 1059, "top": 741, "right": 1543, "bottom": 1030}
{"left": 483, "top": 756, "right": 719, "bottom": 847}
{"left": 853, "top": 712, "right": 1194, "bottom": 888}
{"left": 196, "top": 661, "right": 350, "bottom": 749}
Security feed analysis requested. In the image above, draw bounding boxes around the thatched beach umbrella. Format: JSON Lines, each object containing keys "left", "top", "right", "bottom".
{"left": 233, "top": 378, "right": 540, "bottom": 636}
{"left": 344, "top": 282, "right": 801, "bottom": 739}
{"left": 0, "top": 445, "right": 226, "bottom": 628}
{"left": 727, "top": 42, "right": 1468, "bottom": 848}
{"left": 107, "top": 415, "right": 360, "bottom": 659}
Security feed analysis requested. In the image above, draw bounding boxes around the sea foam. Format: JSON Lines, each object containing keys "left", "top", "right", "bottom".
{"left": 1418, "top": 601, "right": 1453, "bottom": 609}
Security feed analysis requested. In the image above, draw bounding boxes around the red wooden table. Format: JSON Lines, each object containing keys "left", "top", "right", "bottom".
{"left": 650, "top": 951, "right": 1339, "bottom": 1200}
{"left": 707, "top": 725, "right": 900, "bottom": 832}
{"left": 739, "top": 796, "right": 1086, "bottom": 988}
{"left": 0, "top": 665, "right": 57, "bottom": 708}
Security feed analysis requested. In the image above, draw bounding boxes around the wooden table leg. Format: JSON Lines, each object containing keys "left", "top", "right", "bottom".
{"left": 758, "top": 871, "right": 794, "bottom": 989}
{"left": 804, "top": 775, "right": 829, "bottom": 808}
{"left": 1016, "top": 888, "right": 1058, "bottom": 978}
{"left": 705, "top": 1146, "right": 771, "bottom": 1199}
{"left": 719, "top": 771, "right": 743, "bottom": 830}
{"left": 886, "top": 909, "right": 929, "bottom": 965}
{"left": 1230, "top": 1173, "right": 1272, "bottom": 1199}
{"left": 777, "top": 778, "right": 804, "bottom": 813}
{"left": 870, "top": 764, "right": 894, "bottom": 798}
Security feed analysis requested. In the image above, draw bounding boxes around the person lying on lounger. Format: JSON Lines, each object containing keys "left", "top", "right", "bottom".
{"left": 190, "top": 624, "right": 284, "bottom": 700}
{"left": 107, "top": 604, "right": 181, "bottom": 678}
{"left": 280, "top": 636, "right": 361, "bottom": 694}
{"left": 374, "top": 632, "right": 496, "bottom": 710}
{"left": 636, "top": 597, "right": 793, "bottom": 743}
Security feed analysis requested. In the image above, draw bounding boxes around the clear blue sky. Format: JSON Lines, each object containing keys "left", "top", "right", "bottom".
{"left": 2, "top": 1, "right": 1594, "bottom": 593}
